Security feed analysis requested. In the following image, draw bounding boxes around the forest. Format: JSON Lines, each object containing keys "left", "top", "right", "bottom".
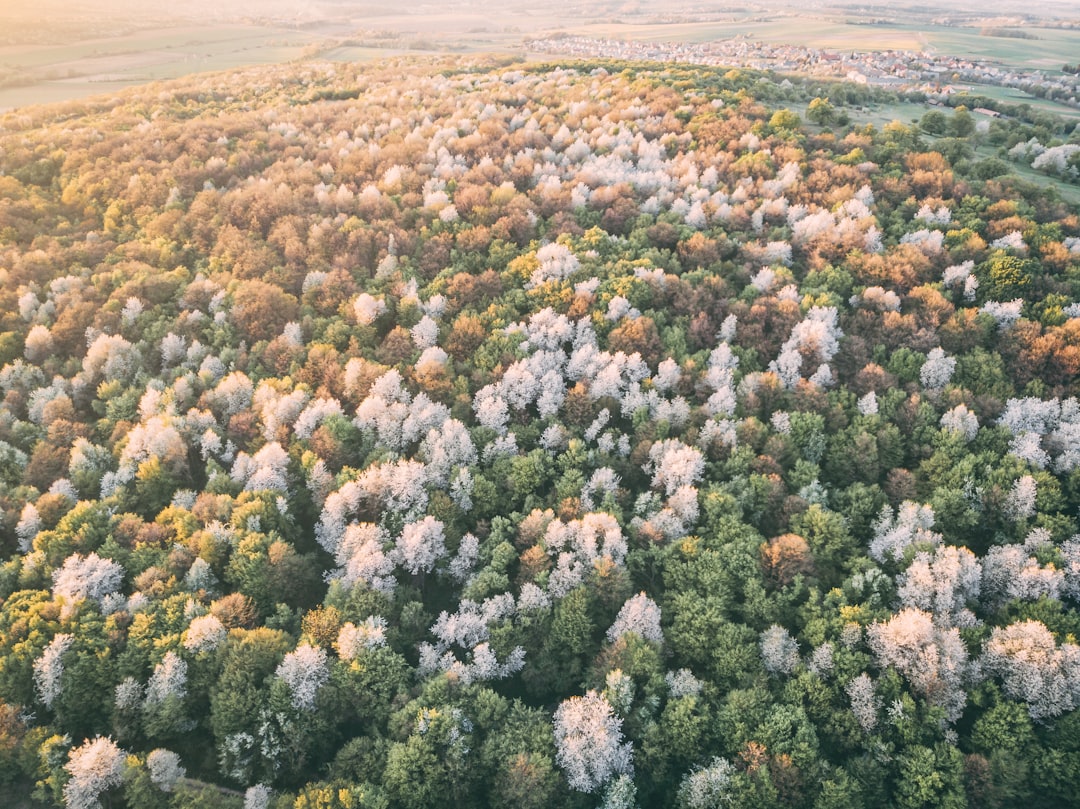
{"left": 1, "top": 54, "right": 1080, "bottom": 808}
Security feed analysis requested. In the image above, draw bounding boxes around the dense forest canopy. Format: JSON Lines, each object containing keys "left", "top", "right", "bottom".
{"left": 1, "top": 55, "right": 1080, "bottom": 808}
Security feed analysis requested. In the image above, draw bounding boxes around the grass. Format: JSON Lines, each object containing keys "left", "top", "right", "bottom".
{"left": 0, "top": 24, "right": 318, "bottom": 111}
{"left": 918, "top": 26, "right": 1080, "bottom": 68}
{"left": 973, "top": 145, "right": 1080, "bottom": 207}
{"left": 851, "top": 100, "right": 937, "bottom": 130}
{"left": 955, "top": 84, "right": 1080, "bottom": 122}
{"left": 579, "top": 18, "right": 926, "bottom": 51}
{"left": 0, "top": 80, "right": 135, "bottom": 110}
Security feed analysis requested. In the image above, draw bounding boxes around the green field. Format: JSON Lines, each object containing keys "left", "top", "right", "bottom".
{"left": 956, "top": 84, "right": 1080, "bottom": 122}
{"left": 0, "top": 24, "right": 319, "bottom": 111}
{"left": 1, "top": 7, "right": 1078, "bottom": 114}
{"left": 578, "top": 17, "right": 927, "bottom": 51}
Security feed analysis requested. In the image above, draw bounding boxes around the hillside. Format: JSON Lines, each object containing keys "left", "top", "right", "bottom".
{"left": 2, "top": 56, "right": 1080, "bottom": 808}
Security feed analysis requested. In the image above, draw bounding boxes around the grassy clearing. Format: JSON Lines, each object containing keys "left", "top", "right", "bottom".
{"left": 972, "top": 144, "right": 1080, "bottom": 206}
{"left": 955, "top": 84, "right": 1080, "bottom": 122}
{"left": 579, "top": 18, "right": 926, "bottom": 50}
{"left": 852, "top": 100, "right": 933, "bottom": 130}
{"left": 0, "top": 25, "right": 319, "bottom": 111}
{"left": 0, "top": 80, "right": 135, "bottom": 110}
{"left": 919, "top": 26, "right": 1080, "bottom": 68}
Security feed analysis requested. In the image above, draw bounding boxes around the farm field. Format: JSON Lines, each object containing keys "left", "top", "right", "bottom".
{"left": 958, "top": 83, "right": 1080, "bottom": 122}
{"left": 0, "top": 25, "right": 321, "bottom": 111}
{"left": 3, "top": 5, "right": 1080, "bottom": 113}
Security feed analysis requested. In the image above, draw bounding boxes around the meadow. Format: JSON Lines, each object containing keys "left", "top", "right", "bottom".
{"left": 2, "top": 7, "right": 1078, "bottom": 114}
{"left": 0, "top": 25, "right": 319, "bottom": 111}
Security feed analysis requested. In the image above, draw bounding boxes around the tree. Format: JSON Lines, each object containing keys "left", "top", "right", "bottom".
{"left": 867, "top": 608, "right": 968, "bottom": 721}
{"left": 677, "top": 757, "right": 736, "bottom": 808}
{"left": 920, "top": 110, "right": 948, "bottom": 135}
{"left": 807, "top": 97, "right": 835, "bottom": 126}
{"left": 276, "top": 643, "right": 330, "bottom": 711}
{"left": 231, "top": 280, "right": 300, "bottom": 343}
{"left": 607, "top": 593, "right": 663, "bottom": 645}
{"left": 146, "top": 748, "right": 185, "bottom": 792}
{"left": 759, "top": 625, "right": 800, "bottom": 676}
{"left": 64, "top": 736, "right": 126, "bottom": 809}
{"left": 395, "top": 516, "right": 447, "bottom": 577}
{"left": 770, "top": 109, "right": 801, "bottom": 131}
{"left": 33, "top": 633, "right": 73, "bottom": 710}
{"left": 981, "top": 620, "right": 1080, "bottom": 720}
{"left": 949, "top": 107, "right": 975, "bottom": 138}
{"left": 553, "top": 690, "right": 633, "bottom": 793}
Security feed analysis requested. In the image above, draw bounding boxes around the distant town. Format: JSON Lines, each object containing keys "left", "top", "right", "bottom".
{"left": 528, "top": 33, "right": 1080, "bottom": 109}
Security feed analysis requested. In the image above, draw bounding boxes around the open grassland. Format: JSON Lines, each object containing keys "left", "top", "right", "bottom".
{"left": 0, "top": 24, "right": 319, "bottom": 111}
{"left": 915, "top": 26, "right": 1080, "bottom": 68}
{"left": 578, "top": 17, "right": 928, "bottom": 51}
{"left": 1000, "top": 158, "right": 1080, "bottom": 207}
{"left": 958, "top": 84, "right": 1080, "bottom": 122}
{"left": 1, "top": 9, "right": 1078, "bottom": 113}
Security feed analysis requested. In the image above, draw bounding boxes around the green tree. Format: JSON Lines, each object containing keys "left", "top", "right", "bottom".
{"left": 807, "top": 98, "right": 836, "bottom": 126}
{"left": 920, "top": 110, "right": 948, "bottom": 135}
{"left": 770, "top": 109, "right": 801, "bottom": 131}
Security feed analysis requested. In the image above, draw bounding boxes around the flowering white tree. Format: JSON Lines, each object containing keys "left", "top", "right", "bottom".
{"left": 846, "top": 673, "right": 881, "bottom": 733}
{"left": 64, "top": 736, "right": 126, "bottom": 809}
{"left": 353, "top": 293, "right": 386, "bottom": 325}
{"left": 581, "top": 467, "right": 620, "bottom": 511}
{"left": 16, "top": 502, "right": 40, "bottom": 552}
{"left": 34, "top": 633, "right": 74, "bottom": 709}
{"left": 940, "top": 404, "right": 979, "bottom": 441}
{"left": 355, "top": 370, "right": 449, "bottom": 451}
{"left": 869, "top": 501, "right": 941, "bottom": 563}
{"left": 335, "top": 522, "right": 396, "bottom": 593}
{"left": 276, "top": 643, "right": 330, "bottom": 711}
{"left": 293, "top": 397, "right": 345, "bottom": 441}
{"left": 553, "top": 690, "right": 633, "bottom": 793}
{"left": 545, "top": 513, "right": 629, "bottom": 598}
{"left": 209, "top": 371, "right": 254, "bottom": 418}
{"left": 82, "top": 333, "right": 139, "bottom": 384}
{"left": 897, "top": 546, "right": 981, "bottom": 627}
{"left": 335, "top": 616, "right": 388, "bottom": 659}
{"left": 244, "top": 784, "right": 274, "bottom": 809}
{"left": 760, "top": 625, "right": 800, "bottom": 675}
{"left": 24, "top": 324, "right": 54, "bottom": 363}
{"left": 980, "top": 299, "right": 1024, "bottom": 331}
{"left": 145, "top": 651, "right": 187, "bottom": 707}
{"left": 528, "top": 242, "right": 580, "bottom": 288}
{"left": 183, "top": 614, "right": 227, "bottom": 653}
{"left": 768, "top": 305, "right": 842, "bottom": 389}
{"left": 808, "top": 642, "right": 835, "bottom": 678}
{"left": 645, "top": 439, "right": 704, "bottom": 496}
{"left": 981, "top": 620, "right": 1080, "bottom": 720}
{"left": 867, "top": 608, "right": 968, "bottom": 721}
{"left": 606, "top": 592, "right": 663, "bottom": 645}
{"left": 982, "top": 545, "right": 1062, "bottom": 606}
{"left": 920, "top": 347, "right": 955, "bottom": 391}
{"left": 1004, "top": 475, "right": 1038, "bottom": 521}
{"left": 997, "top": 397, "right": 1080, "bottom": 472}
{"left": 147, "top": 748, "right": 185, "bottom": 792}
{"left": 678, "top": 757, "right": 736, "bottom": 809}
{"left": 52, "top": 552, "right": 124, "bottom": 614}
{"left": 230, "top": 441, "right": 290, "bottom": 493}
{"left": 394, "top": 516, "right": 447, "bottom": 576}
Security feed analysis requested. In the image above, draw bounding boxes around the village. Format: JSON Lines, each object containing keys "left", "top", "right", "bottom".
{"left": 527, "top": 33, "right": 1080, "bottom": 111}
